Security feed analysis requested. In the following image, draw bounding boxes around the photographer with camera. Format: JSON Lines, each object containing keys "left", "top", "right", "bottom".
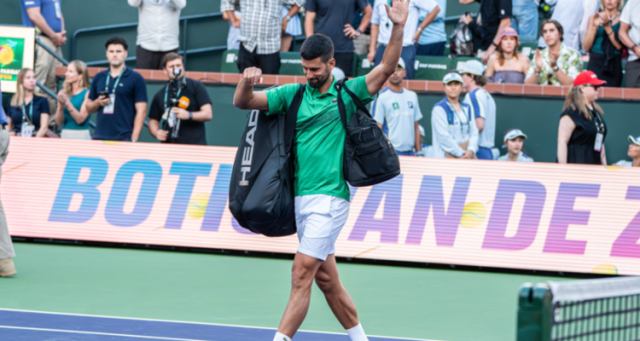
{"left": 148, "top": 53, "right": 212, "bottom": 145}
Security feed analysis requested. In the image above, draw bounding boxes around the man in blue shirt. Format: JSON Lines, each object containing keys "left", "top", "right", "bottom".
{"left": 21, "top": 0, "right": 66, "bottom": 110}
{"left": 0, "top": 82, "right": 16, "bottom": 278}
{"left": 86, "top": 37, "right": 148, "bottom": 142}
{"left": 416, "top": 0, "right": 446, "bottom": 56}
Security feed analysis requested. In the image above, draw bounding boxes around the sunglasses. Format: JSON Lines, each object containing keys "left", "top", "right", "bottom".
{"left": 583, "top": 84, "right": 601, "bottom": 91}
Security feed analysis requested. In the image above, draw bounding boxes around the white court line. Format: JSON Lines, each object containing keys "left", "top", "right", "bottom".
{"left": 0, "top": 325, "right": 209, "bottom": 341}
{"left": 0, "top": 308, "right": 439, "bottom": 341}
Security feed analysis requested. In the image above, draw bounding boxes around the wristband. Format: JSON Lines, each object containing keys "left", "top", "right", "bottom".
{"left": 356, "top": 28, "right": 363, "bottom": 34}
{"left": 491, "top": 41, "right": 498, "bottom": 47}
{"left": 553, "top": 66, "right": 560, "bottom": 72}
{"left": 285, "top": 15, "right": 291, "bottom": 21}
{"left": 189, "top": 112, "right": 193, "bottom": 120}
{"left": 417, "top": 27, "right": 422, "bottom": 32}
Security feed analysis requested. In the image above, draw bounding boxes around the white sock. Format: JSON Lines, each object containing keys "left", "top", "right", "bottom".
{"left": 346, "top": 323, "right": 369, "bottom": 341}
{"left": 273, "top": 332, "right": 292, "bottom": 341}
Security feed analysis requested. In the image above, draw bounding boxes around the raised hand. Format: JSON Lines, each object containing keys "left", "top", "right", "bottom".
{"left": 385, "top": 0, "right": 409, "bottom": 26}
{"left": 592, "top": 13, "right": 602, "bottom": 27}
{"left": 534, "top": 49, "right": 543, "bottom": 72}
{"left": 242, "top": 67, "right": 263, "bottom": 87}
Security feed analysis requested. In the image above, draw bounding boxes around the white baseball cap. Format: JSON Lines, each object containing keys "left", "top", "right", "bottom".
{"left": 459, "top": 60, "right": 485, "bottom": 77}
{"left": 443, "top": 72, "right": 463, "bottom": 84}
{"left": 504, "top": 129, "right": 528, "bottom": 142}
{"left": 629, "top": 135, "right": 640, "bottom": 146}
{"left": 397, "top": 58, "right": 406, "bottom": 70}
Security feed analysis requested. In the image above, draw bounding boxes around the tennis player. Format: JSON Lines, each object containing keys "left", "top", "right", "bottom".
{"left": 232, "top": 1, "right": 410, "bottom": 340}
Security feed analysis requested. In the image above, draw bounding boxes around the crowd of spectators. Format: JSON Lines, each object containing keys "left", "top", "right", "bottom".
{"left": 2, "top": 0, "right": 639, "bottom": 168}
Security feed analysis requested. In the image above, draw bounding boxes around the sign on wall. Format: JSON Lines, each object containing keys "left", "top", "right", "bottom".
{"left": 3, "top": 139, "right": 640, "bottom": 275}
{"left": 0, "top": 26, "right": 35, "bottom": 93}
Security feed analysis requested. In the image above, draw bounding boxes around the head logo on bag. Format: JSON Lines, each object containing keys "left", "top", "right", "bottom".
{"left": 239, "top": 110, "right": 259, "bottom": 186}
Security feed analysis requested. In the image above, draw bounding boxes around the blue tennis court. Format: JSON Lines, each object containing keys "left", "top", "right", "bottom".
{"left": 0, "top": 309, "right": 435, "bottom": 341}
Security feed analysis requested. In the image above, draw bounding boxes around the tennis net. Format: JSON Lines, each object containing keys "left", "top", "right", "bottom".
{"left": 518, "top": 277, "right": 640, "bottom": 341}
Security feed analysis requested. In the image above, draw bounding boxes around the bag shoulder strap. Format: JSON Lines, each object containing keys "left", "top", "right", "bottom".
{"left": 335, "top": 78, "right": 372, "bottom": 130}
{"left": 284, "top": 84, "right": 306, "bottom": 154}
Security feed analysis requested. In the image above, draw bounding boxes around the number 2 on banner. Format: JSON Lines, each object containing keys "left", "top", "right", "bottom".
{"left": 611, "top": 186, "right": 640, "bottom": 258}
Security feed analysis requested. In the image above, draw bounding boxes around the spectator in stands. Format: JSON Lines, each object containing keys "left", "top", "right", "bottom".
{"left": 583, "top": 0, "right": 624, "bottom": 88}
{"left": 222, "top": 0, "right": 303, "bottom": 75}
{"left": 538, "top": 0, "right": 583, "bottom": 51}
{"left": 498, "top": 128, "right": 534, "bottom": 161}
{"left": 128, "top": 0, "right": 186, "bottom": 70}
{"left": 486, "top": 27, "right": 531, "bottom": 83}
{"left": 352, "top": 0, "right": 376, "bottom": 55}
{"left": 21, "top": 0, "right": 66, "bottom": 111}
{"left": 8, "top": 68, "right": 50, "bottom": 138}
{"left": 459, "top": 0, "right": 512, "bottom": 63}
{"left": 86, "top": 37, "right": 148, "bottom": 142}
{"left": 614, "top": 135, "right": 640, "bottom": 167}
{"left": 619, "top": 0, "right": 640, "bottom": 88}
{"left": 55, "top": 60, "right": 91, "bottom": 140}
{"left": 558, "top": 71, "right": 607, "bottom": 165}
{"left": 510, "top": 0, "right": 538, "bottom": 43}
{"left": 580, "top": 0, "right": 602, "bottom": 52}
{"left": 372, "top": 59, "right": 423, "bottom": 156}
{"left": 431, "top": 72, "right": 479, "bottom": 159}
{"left": 416, "top": 0, "right": 446, "bottom": 56}
{"left": 148, "top": 53, "right": 212, "bottom": 145}
{"left": 222, "top": 1, "right": 241, "bottom": 50}
{"left": 461, "top": 60, "right": 498, "bottom": 160}
{"left": 305, "top": 0, "right": 372, "bottom": 77}
{"left": 525, "top": 20, "right": 582, "bottom": 86}
{"left": 281, "top": 5, "right": 303, "bottom": 52}
{"left": 0, "top": 80, "right": 14, "bottom": 278}
{"left": 369, "top": 0, "right": 440, "bottom": 79}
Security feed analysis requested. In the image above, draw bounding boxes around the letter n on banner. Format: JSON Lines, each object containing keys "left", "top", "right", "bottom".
{"left": 543, "top": 183, "right": 600, "bottom": 255}
{"left": 348, "top": 175, "right": 403, "bottom": 243}
{"left": 611, "top": 186, "right": 640, "bottom": 258}
{"left": 405, "top": 176, "right": 471, "bottom": 246}
{"left": 49, "top": 156, "right": 109, "bottom": 223}
{"left": 482, "top": 180, "right": 546, "bottom": 250}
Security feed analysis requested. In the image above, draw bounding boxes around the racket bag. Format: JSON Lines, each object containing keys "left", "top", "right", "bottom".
{"left": 228, "top": 84, "right": 305, "bottom": 237}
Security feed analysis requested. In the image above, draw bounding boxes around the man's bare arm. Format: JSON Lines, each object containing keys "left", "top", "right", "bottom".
{"left": 305, "top": 11, "right": 316, "bottom": 37}
{"left": 233, "top": 67, "right": 269, "bottom": 111}
{"left": 366, "top": 0, "right": 409, "bottom": 96}
{"left": 358, "top": 5, "right": 373, "bottom": 33}
{"left": 26, "top": 8, "right": 60, "bottom": 43}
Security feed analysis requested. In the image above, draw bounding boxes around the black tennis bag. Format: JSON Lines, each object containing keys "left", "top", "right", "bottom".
{"left": 335, "top": 79, "right": 401, "bottom": 187}
{"left": 228, "top": 85, "right": 305, "bottom": 237}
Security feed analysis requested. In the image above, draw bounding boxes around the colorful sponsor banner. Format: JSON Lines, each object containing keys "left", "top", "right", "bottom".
{"left": 3, "top": 138, "right": 640, "bottom": 275}
{"left": 0, "top": 26, "right": 35, "bottom": 93}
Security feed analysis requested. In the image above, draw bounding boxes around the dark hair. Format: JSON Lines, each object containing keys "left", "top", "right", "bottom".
{"left": 300, "top": 34, "right": 334, "bottom": 63}
{"left": 105, "top": 37, "right": 128, "bottom": 50}
{"left": 473, "top": 74, "right": 487, "bottom": 87}
{"left": 541, "top": 20, "right": 564, "bottom": 42}
{"left": 162, "top": 52, "right": 183, "bottom": 68}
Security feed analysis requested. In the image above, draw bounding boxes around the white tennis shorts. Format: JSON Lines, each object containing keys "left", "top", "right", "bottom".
{"left": 295, "top": 195, "right": 350, "bottom": 261}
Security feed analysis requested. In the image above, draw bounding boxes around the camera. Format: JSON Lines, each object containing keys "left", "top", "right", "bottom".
{"left": 162, "top": 67, "right": 187, "bottom": 139}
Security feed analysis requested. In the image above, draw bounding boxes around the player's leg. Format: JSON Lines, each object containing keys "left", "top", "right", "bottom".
{"left": 275, "top": 252, "right": 324, "bottom": 339}
{"left": 315, "top": 254, "right": 359, "bottom": 328}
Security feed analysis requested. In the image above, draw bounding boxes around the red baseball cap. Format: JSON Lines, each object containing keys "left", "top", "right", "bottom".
{"left": 573, "top": 70, "right": 607, "bottom": 87}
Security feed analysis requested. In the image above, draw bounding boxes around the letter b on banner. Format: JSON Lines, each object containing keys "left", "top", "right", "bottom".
{"left": 49, "top": 157, "right": 109, "bottom": 223}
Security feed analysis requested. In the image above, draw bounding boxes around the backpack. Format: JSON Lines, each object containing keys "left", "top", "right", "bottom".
{"left": 335, "top": 79, "right": 401, "bottom": 187}
{"left": 449, "top": 22, "right": 474, "bottom": 57}
{"left": 228, "top": 84, "right": 305, "bottom": 237}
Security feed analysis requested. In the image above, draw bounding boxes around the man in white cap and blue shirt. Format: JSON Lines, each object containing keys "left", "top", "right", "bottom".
{"left": 615, "top": 136, "right": 640, "bottom": 167}
{"left": 498, "top": 129, "right": 533, "bottom": 162}
{"left": 460, "top": 60, "right": 498, "bottom": 160}
{"left": 373, "top": 58, "right": 423, "bottom": 156}
{"left": 431, "top": 71, "right": 478, "bottom": 159}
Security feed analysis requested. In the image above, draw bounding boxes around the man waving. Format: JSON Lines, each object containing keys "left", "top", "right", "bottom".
{"left": 232, "top": 1, "right": 409, "bottom": 340}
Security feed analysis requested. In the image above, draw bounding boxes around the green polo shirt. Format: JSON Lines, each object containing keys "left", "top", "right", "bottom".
{"left": 265, "top": 76, "right": 373, "bottom": 201}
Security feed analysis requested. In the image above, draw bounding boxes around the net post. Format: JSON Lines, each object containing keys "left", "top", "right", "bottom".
{"left": 517, "top": 282, "right": 553, "bottom": 341}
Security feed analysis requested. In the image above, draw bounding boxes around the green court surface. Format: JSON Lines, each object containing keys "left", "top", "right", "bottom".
{"left": 0, "top": 243, "right": 570, "bottom": 341}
